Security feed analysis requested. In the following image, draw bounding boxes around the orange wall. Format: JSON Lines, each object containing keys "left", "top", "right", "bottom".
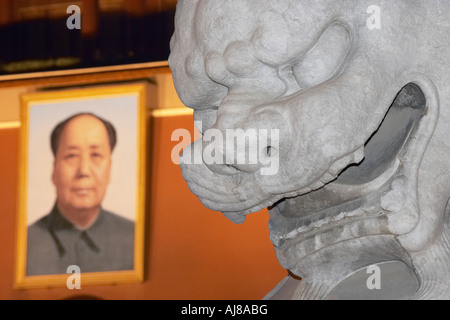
{"left": 0, "top": 110, "right": 286, "bottom": 300}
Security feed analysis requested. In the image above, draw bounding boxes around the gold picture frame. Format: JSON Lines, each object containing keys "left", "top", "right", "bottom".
{"left": 15, "top": 84, "right": 148, "bottom": 288}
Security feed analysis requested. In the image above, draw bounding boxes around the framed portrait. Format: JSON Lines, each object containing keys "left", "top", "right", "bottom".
{"left": 15, "top": 84, "right": 148, "bottom": 288}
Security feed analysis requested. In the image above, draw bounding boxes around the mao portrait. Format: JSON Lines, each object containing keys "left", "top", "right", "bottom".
{"left": 26, "top": 113, "right": 134, "bottom": 275}
{"left": 16, "top": 85, "right": 147, "bottom": 287}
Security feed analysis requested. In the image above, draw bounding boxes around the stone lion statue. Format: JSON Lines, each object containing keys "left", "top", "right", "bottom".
{"left": 169, "top": 0, "right": 450, "bottom": 299}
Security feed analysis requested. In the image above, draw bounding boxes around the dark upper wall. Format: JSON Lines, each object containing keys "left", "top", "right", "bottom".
{"left": 0, "top": 0, "right": 176, "bottom": 75}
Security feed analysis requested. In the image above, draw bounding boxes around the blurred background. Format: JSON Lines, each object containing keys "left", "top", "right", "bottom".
{"left": 0, "top": 0, "right": 176, "bottom": 75}
{"left": 0, "top": 0, "right": 287, "bottom": 300}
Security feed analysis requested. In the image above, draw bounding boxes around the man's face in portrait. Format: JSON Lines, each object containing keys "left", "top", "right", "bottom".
{"left": 52, "top": 115, "right": 112, "bottom": 214}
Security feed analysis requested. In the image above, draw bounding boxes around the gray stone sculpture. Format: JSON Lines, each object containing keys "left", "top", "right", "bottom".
{"left": 169, "top": 0, "right": 450, "bottom": 299}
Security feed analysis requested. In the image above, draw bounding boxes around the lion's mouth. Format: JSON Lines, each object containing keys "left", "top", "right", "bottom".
{"left": 268, "top": 83, "right": 427, "bottom": 254}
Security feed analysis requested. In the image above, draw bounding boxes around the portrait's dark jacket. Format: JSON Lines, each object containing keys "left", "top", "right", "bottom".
{"left": 26, "top": 205, "right": 134, "bottom": 276}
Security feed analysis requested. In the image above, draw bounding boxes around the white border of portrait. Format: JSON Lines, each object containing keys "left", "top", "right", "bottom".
{"left": 15, "top": 84, "right": 148, "bottom": 288}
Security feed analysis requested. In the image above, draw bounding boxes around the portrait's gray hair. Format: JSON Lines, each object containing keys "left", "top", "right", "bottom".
{"left": 50, "top": 112, "right": 117, "bottom": 157}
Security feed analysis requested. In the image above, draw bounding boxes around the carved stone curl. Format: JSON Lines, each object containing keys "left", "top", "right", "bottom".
{"left": 169, "top": 0, "right": 450, "bottom": 299}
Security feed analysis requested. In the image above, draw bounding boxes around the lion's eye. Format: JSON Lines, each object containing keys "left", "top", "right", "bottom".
{"left": 293, "top": 22, "right": 351, "bottom": 89}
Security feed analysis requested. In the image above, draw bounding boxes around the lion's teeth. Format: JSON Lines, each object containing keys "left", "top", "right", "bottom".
{"left": 271, "top": 146, "right": 367, "bottom": 245}
{"left": 280, "top": 209, "right": 361, "bottom": 241}
{"left": 320, "top": 172, "right": 335, "bottom": 184}
{"left": 309, "top": 180, "right": 324, "bottom": 190}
